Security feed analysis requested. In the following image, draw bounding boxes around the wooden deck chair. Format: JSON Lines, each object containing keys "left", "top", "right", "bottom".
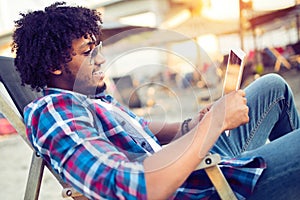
{"left": 0, "top": 56, "right": 236, "bottom": 200}
{"left": 268, "top": 47, "right": 291, "bottom": 72}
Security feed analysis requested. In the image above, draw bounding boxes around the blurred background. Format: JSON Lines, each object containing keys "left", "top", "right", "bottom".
{"left": 1, "top": 0, "right": 300, "bottom": 105}
{"left": 1, "top": 0, "right": 300, "bottom": 199}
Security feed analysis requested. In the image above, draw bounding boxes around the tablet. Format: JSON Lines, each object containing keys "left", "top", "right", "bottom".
{"left": 222, "top": 48, "right": 246, "bottom": 136}
{"left": 222, "top": 48, "right": 246, "bottom": 96}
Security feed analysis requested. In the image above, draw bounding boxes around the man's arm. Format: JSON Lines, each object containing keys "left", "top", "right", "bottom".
{"left": 144, "top": 90, "right": 249, "bottom": 199}
{"left": 148, "top": 104, "right": 212, "bottom": 144}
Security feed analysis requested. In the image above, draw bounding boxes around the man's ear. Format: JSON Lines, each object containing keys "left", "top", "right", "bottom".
{"left": 49, "top": 69, "right": 62, "bottom": 75}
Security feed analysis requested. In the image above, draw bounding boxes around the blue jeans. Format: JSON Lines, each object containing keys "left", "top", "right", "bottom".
{"left": 211, "top": 73, "right": 300, "bottom": 199}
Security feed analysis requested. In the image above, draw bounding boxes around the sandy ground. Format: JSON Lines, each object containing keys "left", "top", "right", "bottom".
{"left": 0, "top": 68, "right": 299, "bottom": 200}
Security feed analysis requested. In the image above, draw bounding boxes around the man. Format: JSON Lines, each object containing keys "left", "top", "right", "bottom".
{"left": 12, "top": 2, "right": 300, "bottom": 199}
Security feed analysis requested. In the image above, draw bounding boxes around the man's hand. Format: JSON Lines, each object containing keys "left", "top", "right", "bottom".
{"left": 210, "top": 90, "right": 249, "bottom": 132}
{"left": 199, "top": 103, "right": 213, "bottom": 122}
{"left": 186, "top": 104, "right": 213, "bottom": 133}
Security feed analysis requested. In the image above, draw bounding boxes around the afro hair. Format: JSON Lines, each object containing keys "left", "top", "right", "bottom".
{"left": 11, "top": 1, "right": 102, "bottom": 91}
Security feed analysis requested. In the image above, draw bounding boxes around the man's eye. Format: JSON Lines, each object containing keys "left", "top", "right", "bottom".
{"left": 83, "top": 49, "right": 92, "bottom": 56}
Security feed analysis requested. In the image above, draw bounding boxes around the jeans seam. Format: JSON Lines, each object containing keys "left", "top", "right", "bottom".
{"left": 283, "top": 95, "right": 297, "bottom": 131}
{"left": 287, "top": 105, "right": 296, "bottom": 131}
{"left": 242, "top": 96, "right": 285, "bottom": 152}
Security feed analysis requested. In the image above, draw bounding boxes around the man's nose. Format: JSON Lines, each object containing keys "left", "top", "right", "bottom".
{"left": 94, "top": 53, "right": 105, "bottom": 66}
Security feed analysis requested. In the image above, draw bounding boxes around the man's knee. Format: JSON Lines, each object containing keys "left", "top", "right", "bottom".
{"left": 257, "top": 73, "right": 288, "bottom": 91}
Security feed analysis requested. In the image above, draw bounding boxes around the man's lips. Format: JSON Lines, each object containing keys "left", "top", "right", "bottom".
{"left": 92, "top": 70, "right": 105, "bottom": 80}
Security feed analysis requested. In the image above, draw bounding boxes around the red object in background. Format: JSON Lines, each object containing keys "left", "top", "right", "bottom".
{"left": 0, "top": 118, "right": 17, "bottom": 135}
{"left": 275, "top": 47, "right": 285, "bottom": 54}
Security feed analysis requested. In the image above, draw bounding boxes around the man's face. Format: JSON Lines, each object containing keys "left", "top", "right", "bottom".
{"left": 56, "top": 35, "right": 106, "bottom": 95}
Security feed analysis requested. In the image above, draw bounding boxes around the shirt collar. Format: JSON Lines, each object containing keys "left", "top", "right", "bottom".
{"left": 43, "top": 87, "right": 108, "bottom": 100}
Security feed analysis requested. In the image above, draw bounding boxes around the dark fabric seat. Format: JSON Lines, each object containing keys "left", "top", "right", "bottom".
{"left": 0, "top": 56, "right": 86, "bottom": 200}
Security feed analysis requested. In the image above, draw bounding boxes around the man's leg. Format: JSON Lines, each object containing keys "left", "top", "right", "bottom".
{"left": 210, "top": 73, "right": 300, "bottom": 157}
{"left": 241, "top": 128, "right": 300, "bottom": 199}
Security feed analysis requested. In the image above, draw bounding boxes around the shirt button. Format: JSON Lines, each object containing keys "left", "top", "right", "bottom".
{"left": 120, "top": 121, "right": 126, "bottom": 126}
{"left": 141, "top": 141, "right": 146, "bottom": 147}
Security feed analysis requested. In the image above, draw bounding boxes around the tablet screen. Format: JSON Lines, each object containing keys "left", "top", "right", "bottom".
{"left": 222, "top": 49, "right": 245, "bottom": 96}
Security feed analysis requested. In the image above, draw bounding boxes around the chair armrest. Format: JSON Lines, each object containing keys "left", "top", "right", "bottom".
{"left": 62, "top": 187, "right": 85, "bottom": 199}
{"left": 61, "top": 154, "right": 223, "bottom": 199}
{"left": 196, "top": 154, "right": 238, "bottom": 200}
{"left": 196, "top": 153, "right": 221, "bottom": 170}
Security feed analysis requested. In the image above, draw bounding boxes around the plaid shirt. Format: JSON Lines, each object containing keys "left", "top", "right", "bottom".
{"left": 24, "top": 88, "right": 266, "bottom": 200}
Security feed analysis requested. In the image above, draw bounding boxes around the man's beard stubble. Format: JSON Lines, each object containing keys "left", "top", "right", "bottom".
{"left": 95, "top": 82, "right": 107, "bottom": 94}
